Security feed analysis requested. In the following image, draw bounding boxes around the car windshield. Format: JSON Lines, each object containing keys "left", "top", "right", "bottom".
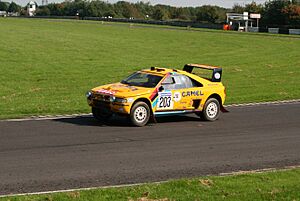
{"left": 121, "top": 72, "right": 163, "bottom": 88}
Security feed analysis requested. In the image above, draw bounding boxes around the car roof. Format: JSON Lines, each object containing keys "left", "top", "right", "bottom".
{"left": 141, "top": 67, "right": 188, "bottom": 76}
{"left": 140, "top": 67, "right": 212, "bottom": 85}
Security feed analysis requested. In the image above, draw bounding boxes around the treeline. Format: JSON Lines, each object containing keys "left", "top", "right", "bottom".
{"left": 1, "top": 0, "right": 299, "bottom": 28}
{"left": 232, "top": 0, "right": 300, "bottom": 27}
{"left": 35, "top": 1, "right": 228, "bottom": 23}
{"left": 0, "top": 1, "right": 21, "bottom": 13}
{"left": 36, "top": 0, "right": 300, "bottom": 27}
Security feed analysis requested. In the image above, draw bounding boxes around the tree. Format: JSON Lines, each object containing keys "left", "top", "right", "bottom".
{"left": 196, "top": 5, "right": 219, "bottom": 23}
{"left": 262, "top": 0, "right": 291, "bottom": 26}
{"left": 244, "top": 1, "right": 263, "bottom": 13}
{"left": 103, "top": 3, "right": 116, "bottom": 17}
{"left": 7, "top": 2, "right": 20, "bottom": 13}
{"left": 135, "top": 1, "right": 152, "bottom": 18}
{"left": 152, "top": 6, "right": 168, "bottom": 20}
{"left": 36, "top": 6, "right": 50, "bottom": 16}
{"left": 85, "top": 0, "right": 104, "bottom": 17}
{"left": 46, "top": 3, "right": 65, "bottom": 16}
{"left": 113, "top": 1, "right": 142, "bottom": 19}
{"left": 282, "top": 4, "right": 300, "bottom": 26}
{"left": 292, "top": 0, "right": 300, "bottom": 5}
{"left": 232, "top": 4, "right": 245, "bottom": 13}
{"left": 0, "top": 2, "right": 8, "bottom": 11}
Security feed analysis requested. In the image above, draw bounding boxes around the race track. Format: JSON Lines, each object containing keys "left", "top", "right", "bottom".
{"left": 0, "top": 102, "right": 299, "bottom": 195}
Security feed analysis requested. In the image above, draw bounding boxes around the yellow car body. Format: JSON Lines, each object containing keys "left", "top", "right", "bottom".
{"left": 87, "top": 64, "right": 226, "bottom": 126}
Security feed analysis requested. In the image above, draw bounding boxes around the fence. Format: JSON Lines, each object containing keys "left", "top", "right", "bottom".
{"left": 19, "top": 16, "right": 300, "bottom": 35}
{"left": 83, "top": 17, "right": 224, "bottom": 30}
{"left": 289, "top": 29, "right": 300, "bottom": 35}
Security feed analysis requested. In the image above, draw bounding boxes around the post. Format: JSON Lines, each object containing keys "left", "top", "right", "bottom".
{"left": 243, "top": 12, "right": 249, "bottom": 32}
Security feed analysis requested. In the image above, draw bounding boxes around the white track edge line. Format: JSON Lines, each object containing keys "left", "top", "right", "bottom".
{"left": 1, "top": 165, "right": 299, "bottom": 198}
{"left": 1, "top": 99, "right": 300, "bottom": 122}
{"left": 225, "top": 99, "right": 300, "bottom": 107}
{"left": 0, "top": 181, "right": 168, "bottom": 198}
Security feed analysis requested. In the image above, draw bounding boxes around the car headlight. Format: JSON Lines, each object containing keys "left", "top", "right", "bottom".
{"left": 113, "top": 97, "right": 127, "bottom": 103}
{"left": 86, "top": 91, "right": 93, "bottom": 99}
{"left": 109, "top": 96, "right": 116, "bottom": 102}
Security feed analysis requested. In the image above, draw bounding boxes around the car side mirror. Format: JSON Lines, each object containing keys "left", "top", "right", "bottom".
{"left": 158, "top": 86, "right": 164, "bottom": 92}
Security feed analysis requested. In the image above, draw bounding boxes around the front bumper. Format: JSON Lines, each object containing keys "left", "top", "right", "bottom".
{"left": 87, "top": 94, "right": 131, "bottom": 115}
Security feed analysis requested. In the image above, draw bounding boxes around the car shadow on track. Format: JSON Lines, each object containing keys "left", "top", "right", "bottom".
{"left": 53, "top": 114, "right": 201, "bottom": 127}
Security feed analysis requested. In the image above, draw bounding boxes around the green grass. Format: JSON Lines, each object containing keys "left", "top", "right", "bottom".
{"left": 0, "top": 18, "right": 299, "bottom": 119}
{"left": 1, "top": 168, "right": 300, "bottom": 201}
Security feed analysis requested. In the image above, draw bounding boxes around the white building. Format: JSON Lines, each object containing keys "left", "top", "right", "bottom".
{"left": 0, "top": 11, "right": 7, "bottom": 17}
{"left": 27, "top": 1, "right": 37, "bottom": 16}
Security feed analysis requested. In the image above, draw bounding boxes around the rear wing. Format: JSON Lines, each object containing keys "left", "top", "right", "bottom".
{"left": 183, "top": 64, "right": 222, "bottom": 82}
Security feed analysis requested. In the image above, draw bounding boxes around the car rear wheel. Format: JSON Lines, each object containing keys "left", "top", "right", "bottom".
{"left": 130, "top": 102, "right": 150, "bottom": 127}
{"left": 199, "top": 98, "right": 220, "bottom": 121}
{"left": 92, "top": 107, "right": 112, "bottom": 121}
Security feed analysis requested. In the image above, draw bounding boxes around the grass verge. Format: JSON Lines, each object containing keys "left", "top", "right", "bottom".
{"left": 0, "top": 18, "right": 299, "bottom": 119}
{"left": 1, "top": 168, "right": 300, "bottom": 201}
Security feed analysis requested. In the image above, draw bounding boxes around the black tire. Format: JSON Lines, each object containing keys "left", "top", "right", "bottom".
{"left": 92, "top": 107, "right": 112, "bottom": 121}
{"left": 130, "top": 102, "right": 150, "bottom": 127}
{"left": 198, "top": 98, "right": 220, "bottom": 121}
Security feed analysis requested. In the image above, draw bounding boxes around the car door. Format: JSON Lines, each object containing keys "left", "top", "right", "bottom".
{"left": 155, "top": 74, "right": 204, "bottom": 111}
{"left": 179, "top": 75, "right": 205, "bottom": 110}
{"left": 154, "top": 76, "right": 176, "bottom": 111}
{"left": 171, "top": 74, "right": 204, "bottom": 110}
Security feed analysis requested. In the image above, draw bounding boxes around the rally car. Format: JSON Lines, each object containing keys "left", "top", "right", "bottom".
{"left": 86, "top": 64, "right": 227, "bottom": 126}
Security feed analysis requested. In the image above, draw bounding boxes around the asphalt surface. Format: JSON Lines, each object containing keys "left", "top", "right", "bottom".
{"left": 0, "top": 102, "right": 300, "bottom": 195}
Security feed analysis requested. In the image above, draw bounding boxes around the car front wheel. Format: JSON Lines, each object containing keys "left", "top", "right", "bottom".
{"left": 130, "top": 102, "right": 150, "bottom": 127}
{"left": 199, "top": 98, "right": 220, "bottom": 121}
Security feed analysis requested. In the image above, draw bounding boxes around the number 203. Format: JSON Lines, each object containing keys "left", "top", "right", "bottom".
{"left": 159, "top": 96, "right": 171, "bottom": 108}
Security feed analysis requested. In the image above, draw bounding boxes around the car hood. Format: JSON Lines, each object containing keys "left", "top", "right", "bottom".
{"left": 92, "top": 83, "right": 153, "bottom": 98}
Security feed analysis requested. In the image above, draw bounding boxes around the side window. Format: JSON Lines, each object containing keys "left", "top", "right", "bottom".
{"left": 162, "top": 76, "right": 174, "bottom": 85}
{"left": 162, "top": 75, "right": 203, "bottom": 90}
{"left": 173, "top": 76, "right": 186, "bottom": 89}
{"left": 162, "top": 76, "right": 175, "bottom": 90}
{"left": 180, "top": 75, "right": 203, "bottom": 88}
{"left": 174, "top": 75, "right": 202, "bottom": 89}
{"left": 185, "top": 76, "right": 203, "bottom": 87}
{"left": 179, "top": 75, "right": 194, "bottom": 88}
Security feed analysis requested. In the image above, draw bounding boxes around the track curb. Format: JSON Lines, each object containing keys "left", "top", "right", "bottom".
{"left": 225, "top": 99, "right": 300, "bottom": 108}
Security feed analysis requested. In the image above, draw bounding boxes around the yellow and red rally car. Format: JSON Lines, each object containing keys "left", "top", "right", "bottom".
{"left": 86, "top": 64, "right": 227, "bottom": 126}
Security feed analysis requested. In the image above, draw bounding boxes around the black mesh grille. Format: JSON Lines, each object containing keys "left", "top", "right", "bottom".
{"left": 93, "top": 94, "right": 111, "bottom": 102}
{"left": 93, "top": 100, "right": 110, "bottom": 110}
